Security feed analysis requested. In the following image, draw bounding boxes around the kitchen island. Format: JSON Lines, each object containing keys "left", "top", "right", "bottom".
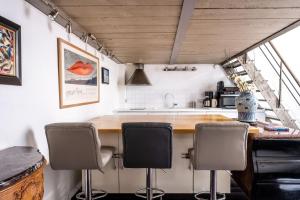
{"left": 89, "top": 114, "right": 259, "bottom": 194}
{"left": 114, "top": 108, "right": 266, "bottom": 121}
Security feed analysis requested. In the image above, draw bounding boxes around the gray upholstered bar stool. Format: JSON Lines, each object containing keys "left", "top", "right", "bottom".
{"left": 192, "top": 122, "right": 249, "bottom": 200}
{"left": 122, "top": 122, "right": 173, "bottom": 200}
{"left": 45, "top": 122, "right": 115, "bottom": 200}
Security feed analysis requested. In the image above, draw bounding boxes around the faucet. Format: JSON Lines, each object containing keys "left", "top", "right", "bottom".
{"left": 164, "top": 93, "right": 178, "bottom": 108}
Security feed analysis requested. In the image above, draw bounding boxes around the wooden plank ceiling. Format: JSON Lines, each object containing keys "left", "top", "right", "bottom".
{"left": 53, "top": 0, "right": 300, "bottom": 64}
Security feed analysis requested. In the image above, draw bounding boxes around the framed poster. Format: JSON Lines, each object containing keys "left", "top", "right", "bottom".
{"left": 0, "top": 16, "right": 21, "bottom": 85}
{"left": 101, "top": 67, "right": 109, "bottom": 84}
{"left": 57, "top": 38, "right": 99, "bottom": 108}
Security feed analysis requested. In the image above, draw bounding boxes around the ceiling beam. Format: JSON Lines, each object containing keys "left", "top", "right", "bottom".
{"left": 170, "top": 0, "right": 196, "bottom": 64}
{"left": 220, "top": 19, "right": 300, "bottom": 65}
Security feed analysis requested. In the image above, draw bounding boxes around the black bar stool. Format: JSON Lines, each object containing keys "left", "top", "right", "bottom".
{"left": 122, "top": 122, "right": 173, "bottom": 200}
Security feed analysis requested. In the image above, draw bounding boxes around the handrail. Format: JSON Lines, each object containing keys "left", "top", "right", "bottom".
{"left": 258, "top": 46, "right": 300, "bottom": 106}
{"left": 263, "top": 44, "right": 300, "bottom": 100}
{"left": 269, "top": 41, "right": 300, "bottom": 89}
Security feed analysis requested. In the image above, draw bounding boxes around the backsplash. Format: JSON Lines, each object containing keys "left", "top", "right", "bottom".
{"left": 122, "top": 64, "right": 233, "bottom": 109}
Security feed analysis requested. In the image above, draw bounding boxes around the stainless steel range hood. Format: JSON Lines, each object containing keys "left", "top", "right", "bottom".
{"left": 125, "top": 63, "right": 151, "bottom": 86}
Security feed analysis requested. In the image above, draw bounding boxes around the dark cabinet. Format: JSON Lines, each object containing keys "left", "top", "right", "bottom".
{"left": 252, "top": 139, "right": 300, "bottom": 200}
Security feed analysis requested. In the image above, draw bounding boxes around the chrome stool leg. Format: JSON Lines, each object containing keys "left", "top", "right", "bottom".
{"left": 76, "top": 170, "right": 108, "bottom": 200}
{"left": 146, "top": 168, "right": 153, "bottom": 200}
{"left": 135, "top": 168, "right": 165, "bottom": 200}
{"left": 194, "top": 171, "right": 225, "bottom": 200}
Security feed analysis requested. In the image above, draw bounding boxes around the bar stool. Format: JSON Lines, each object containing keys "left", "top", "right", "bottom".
{"left": 45, "top": 122, "right": 115, "bottom": 200}
{"left": 122, "top": 122, "right": 173, "bottom": 200}
{"left": 192, "top": 122, "right": 249, "bottom": 200}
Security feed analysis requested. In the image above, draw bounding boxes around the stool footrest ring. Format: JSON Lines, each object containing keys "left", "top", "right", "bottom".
{"left": 194, "top": 192, "right": 225, "bottom": 200}
{"left": 135, "top": 187, "right": 165, "bottom": 199}
{"left": 76, "top": 189, "right": 108, "bottom": 200}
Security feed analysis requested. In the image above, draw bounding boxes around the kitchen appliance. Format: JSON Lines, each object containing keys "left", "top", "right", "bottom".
{"left": 211, "top": 99, "right": 218, "bottom": 108}
{"left": 216, "top": 81, "right": 239, "bottom": 108}
{"left": 125, "top": 63, "right": 151, "bottom": 85}
{"left": 223, "top": 87, "right": 239, "bottom": 94}
{"left": 205, "top": 91, "right": 214, "bottom": 99}
{"left": 203, "top": 91, "right": 214, "bottom": 107}
{"left": 217, "top": 81, "right": 224, "bottom": 93}
{"left": 216, "top": 81, "right": 224, "bottom": 106}
{"left": 219, "top": 94, "right": 239, "bottom": 109}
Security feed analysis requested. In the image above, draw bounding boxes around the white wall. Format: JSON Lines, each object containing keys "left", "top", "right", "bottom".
{"left": 0, "top": 0, "right": 125, "bottom": 199}
{"left": 122, "top": 64, "right": 233, "bottom": 109}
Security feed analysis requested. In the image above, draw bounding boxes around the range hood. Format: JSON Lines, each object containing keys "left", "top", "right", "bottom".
{"left": 125, "top": 63, "right": 151, "bottom": 86}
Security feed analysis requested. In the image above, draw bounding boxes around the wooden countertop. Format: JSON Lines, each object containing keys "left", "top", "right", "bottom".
{"left": 89, "top": 114, "right": 259, "bottom": 134}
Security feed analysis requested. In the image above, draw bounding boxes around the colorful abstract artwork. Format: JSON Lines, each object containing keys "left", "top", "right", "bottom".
{"left": 0, "top": 25, "right": 15, "bottom": 76}
{"left": 58, "top": 38, "right": 99, "bottom": 108}
{"left": 0, "top": 16, "right": 21, "bottom": 85}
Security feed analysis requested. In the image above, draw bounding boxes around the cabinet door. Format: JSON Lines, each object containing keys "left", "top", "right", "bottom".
{"left": 156, "top": 134, "right": 194, "bottom": 193}
{"left": 92, "top": 133, "right": 119, "bottom": 193}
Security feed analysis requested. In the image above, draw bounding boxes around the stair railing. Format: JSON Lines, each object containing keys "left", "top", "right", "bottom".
{"left": 257, "top": 43, "right": 300, "bottom": 106}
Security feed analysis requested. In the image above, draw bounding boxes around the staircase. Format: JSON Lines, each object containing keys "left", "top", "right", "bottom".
{"left": 222, "top": 43, "right": 300, "bottom": 129}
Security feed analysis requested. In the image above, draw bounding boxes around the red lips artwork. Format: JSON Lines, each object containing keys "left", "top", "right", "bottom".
{"left": 67, "top": 61, "right": 94, "bottom": 75}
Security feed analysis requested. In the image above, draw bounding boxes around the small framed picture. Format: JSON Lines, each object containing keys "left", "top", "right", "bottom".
{"left": 0, "top": 16, "right": 22, "bottom": 85}
{"left": 101, "top": 67, "right": 109, "bottom": 84}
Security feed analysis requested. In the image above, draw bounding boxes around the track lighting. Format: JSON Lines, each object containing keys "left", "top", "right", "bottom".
{"left": 96, "top": 41, "right": 104, "bottom": 52}
{"left": 48, "top": 9, "right": 59, "bottom": 21}
{"left": 107, "top": 51, "right": 113, "bottom": 58}
{"left": 66, "top": 21, "right": 72, "bottom": 34}
{"left": 98, "top": 46, "right": 104, "bottom": 52}
{"left": 88, "top": 33, "right": 97, "bottom": 41}
{"left": 81, "top": 33, "right": 89, "bottom": 43}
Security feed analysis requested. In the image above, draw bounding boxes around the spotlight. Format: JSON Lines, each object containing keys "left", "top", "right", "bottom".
{"left": 48, "top": 9, "right": 59, "bottom": 21}
{"left": 85, "top": 35, "right": 89, "bottom": 43}
{"left": 107, "top": 51, "right": 113, "bottom": 58}
{"left": 96, "top": 41, "right": 103, "bottom": 52}
{"left": 81, "top": 33, "right": 89, "bottom": 43}
{"left": 66, "top": 21, "right": 72, "bottom": 34}
{"left": 88, "top": 33, "right": 97, "bottom": 41}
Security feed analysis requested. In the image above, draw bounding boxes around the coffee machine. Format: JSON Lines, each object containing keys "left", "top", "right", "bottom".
{"left": 203, "top": 91, "right": 214, "bottom": 107}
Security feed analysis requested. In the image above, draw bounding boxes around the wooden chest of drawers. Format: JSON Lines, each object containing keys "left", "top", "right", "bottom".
{"left": 0, "top": 147, "right": 45, "bottom": 200}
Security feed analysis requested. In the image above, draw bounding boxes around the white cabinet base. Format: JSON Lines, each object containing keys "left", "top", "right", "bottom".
{"left": 92, "top": 132, "right": 230, "bottom": 194}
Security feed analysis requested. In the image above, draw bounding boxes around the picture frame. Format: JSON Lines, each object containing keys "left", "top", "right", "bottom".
{"left": 101, "top": 67, "right": 109, "bottom": 84}
{"left": 57, "top": 38, "right": 99, "bottom": 108}
{"left": 0, "top": 16, "right": 22, "bottom": 85}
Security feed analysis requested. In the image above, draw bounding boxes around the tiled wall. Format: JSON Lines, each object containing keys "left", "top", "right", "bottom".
{"left": 122, "top": 64, "right": 233, "bottom": 109}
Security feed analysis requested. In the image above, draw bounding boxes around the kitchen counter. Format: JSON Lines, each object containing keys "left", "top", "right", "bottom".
{"left": 115, "top": 107, "right": 237, "bottom": 112}
{"left": 89, "top": 114, "right": 259, "bottom": 194}
{"left": 90, "top": 114, "right": 259, "bottom": 134}
{"left": 114, "top": 108, "right": 266, "bottom": 121}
